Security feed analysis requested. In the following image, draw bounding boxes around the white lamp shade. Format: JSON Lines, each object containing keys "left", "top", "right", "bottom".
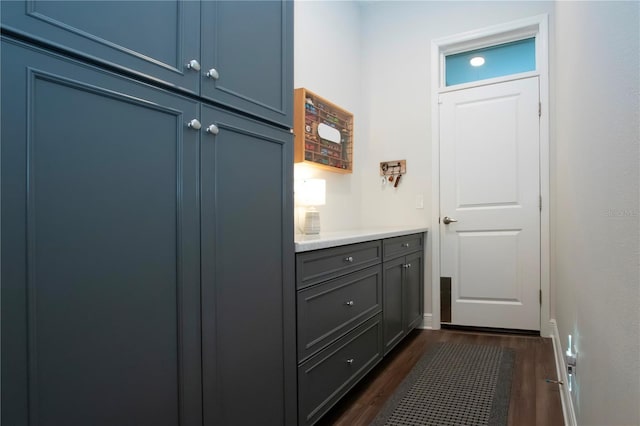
{"left": 300, "top": 179, "right": 326, "bottom": 206}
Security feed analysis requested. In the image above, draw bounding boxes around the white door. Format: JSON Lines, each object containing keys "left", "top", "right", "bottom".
{"left": 440, "top": 77, "right": 540, "bottom": 331}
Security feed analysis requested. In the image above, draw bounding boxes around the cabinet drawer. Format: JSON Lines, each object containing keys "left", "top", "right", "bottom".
{"left": 298, "top": 315, "right": 383, "bottom": 426}
{"left": 383, "top": 233, "right": 424, "bottom": 261}
{"left": 296, "top": 240, "right": 382, "bottom": 289}
{"left": 298, "top": 265, "right": 382, "bottom": 362}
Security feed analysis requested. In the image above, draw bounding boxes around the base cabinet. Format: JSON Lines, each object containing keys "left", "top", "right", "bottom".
{"left": 296, "top": 232, "right": 425, "bottom": 426}
{"left": 383, "top": 252, "right": 424, "bottom": 355}
{"left": 382, "top": 234, "right": 425, "bottom": 355}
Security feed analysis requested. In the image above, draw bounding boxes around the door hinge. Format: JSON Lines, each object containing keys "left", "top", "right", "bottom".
{"left": 539, "top": 195, "right": 542, "bottom": 211}
{"left": 539, "top": 289, "right": 542, "bottom": 305}
{"left": 538, "top": 102, "right": 542, "bottom": 117}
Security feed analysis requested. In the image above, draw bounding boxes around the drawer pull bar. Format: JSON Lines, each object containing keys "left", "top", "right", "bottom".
{"left": 345, "top": 300, "right": 355, "bottom": 307}
{"left": 402, "top": 243, "right": 410, "bottom": 248}
{"left": 344, "top": 256, "right": 354, "bottom": 263}
{"left": 346, "top": 358, "right": 354, "bottom": 365}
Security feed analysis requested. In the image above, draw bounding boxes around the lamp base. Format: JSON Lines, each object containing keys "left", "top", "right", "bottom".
{"left": 303, "top": 210, "right": 321, "bottom": 235}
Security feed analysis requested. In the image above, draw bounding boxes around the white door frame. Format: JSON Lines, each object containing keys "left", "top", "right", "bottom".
{"left": 430, "top": 14, "right": 551, "bottom": 337}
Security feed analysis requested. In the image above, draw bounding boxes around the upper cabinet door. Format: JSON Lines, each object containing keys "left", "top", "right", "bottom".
{"left": 0, "top": 0, "right": 201, "bottom": 94}
{"left": 200, "top": 0, "right": 293, "bottom": 127}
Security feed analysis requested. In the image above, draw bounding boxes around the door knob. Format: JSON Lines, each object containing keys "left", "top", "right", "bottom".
{"left": 187, "top": 119, "right": 201, "bottom": 130}
{"left": 186, "top": 59, "right": 201, "bottom": 71}
{"left": 206, "top": 68, "right": 220, "bottom": 80}
{"left": 442, "top": 216, "right": 458, "bottom": 224}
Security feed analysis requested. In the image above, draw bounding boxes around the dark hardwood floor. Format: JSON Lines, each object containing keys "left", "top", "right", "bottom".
{"left": 317, "top": 329, "right": 564, "bottom": 426}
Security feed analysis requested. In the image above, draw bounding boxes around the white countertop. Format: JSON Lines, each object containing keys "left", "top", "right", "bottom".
{"left": 294, "top": 226, "right": 429, "bottom": 252}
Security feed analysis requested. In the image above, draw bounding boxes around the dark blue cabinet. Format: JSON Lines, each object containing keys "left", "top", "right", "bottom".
{"left": 1, "top": 7, "right": 295, "bottom": 422}
{"left": 200, "top": 1, "right": 293, "bottom": 126}
{"left": 295, "top": 233, "right": 425, "bottom": 425}
{"left": 383, "top": 245, "right": 424, "bottom": 355}
{"left": 200, "top": 106, "right": 295, "bottom": 425}
{"left": 405, "top": 251, "right": 424, "bottom": 331}
{"left": 383, "top": 257, "right": 405, "bottom": 354}
{"left": 1, "top": 0, "right": 293, "bottom": 126}
{"left": 0, "top": 0, "right": 201, "bottom": 93}
{"left": 1, "top": 38, "right": 203, "bottom": 426}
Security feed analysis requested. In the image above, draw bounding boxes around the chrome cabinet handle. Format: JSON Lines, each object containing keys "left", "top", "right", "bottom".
{"left": 344, "top": 256, "right": 354, "bottom": 263}
{"left": 187, "top": 119, "right": 201, "bottom": 130}
{"left": 402, "top": 243, "right": 410, "bottom": 248}
{"left": 206, "top": 68, "right": 220, "bottom": 80}
{"left": 346, "top": 358, "right": 354, "bottom": 365}
{"left": 403, "top": 263, "right": 412, "bottom": 268}
{"left": 206, "top": 124, "right": 219, "bottom": 135}
{"left": 443, "top": 216, "right": 458, "bottom": 224}
{"left": 186, "top": 59, "right": 201, "bottom": 71}
{"left": 345, "top": 300, "right": 354, "bottom": 307}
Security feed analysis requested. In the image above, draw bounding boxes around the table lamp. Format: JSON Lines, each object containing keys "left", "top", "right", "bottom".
{"left": 300, "top": 178, "right": 326, "bottom": 234}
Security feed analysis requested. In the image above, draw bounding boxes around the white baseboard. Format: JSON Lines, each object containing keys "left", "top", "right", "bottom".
{"left": 421, "top": 313, "right": 433, "bottom": 329}
{"left": 549, "top": 319, "right": 577, "bottom": 426}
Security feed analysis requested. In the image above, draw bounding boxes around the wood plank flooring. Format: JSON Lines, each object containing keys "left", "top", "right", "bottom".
{"left": 318, "top": 329, "right": 564, "bottom": 426}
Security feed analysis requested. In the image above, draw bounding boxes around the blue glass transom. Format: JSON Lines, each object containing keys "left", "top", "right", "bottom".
{"left": 445, "top": 38, "right": 536, "bottom": 86}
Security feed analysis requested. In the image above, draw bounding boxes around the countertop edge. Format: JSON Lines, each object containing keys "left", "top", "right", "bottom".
{"left": 294, "top": 227, "right": 429, "bottom": 253}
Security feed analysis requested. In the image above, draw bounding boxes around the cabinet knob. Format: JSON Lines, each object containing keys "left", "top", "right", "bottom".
{"left": 344, "top": 256, "right": 354, "bottom": 263}
{"left": 345, "top": 300, "right": 354, "bottom": 307}
{"left": 206, "top": 124, "right": 219, "bottom": 135}
{"left": 403, "top": 263, "right": 411, "bottom": 269}
{"left": 187, "top": 119, "right": 201, "bottom": 130}
{"left": 346, "top": 358, "right": 354, "bottom": 365}
{"left": 402, "top": 243, "right": 410, "bottom": 248}
{"left": 186, "top": 59, "right": 201, "bottom": 71}
{"left": 206, "top": 68, "right": 220, "bottom": 80}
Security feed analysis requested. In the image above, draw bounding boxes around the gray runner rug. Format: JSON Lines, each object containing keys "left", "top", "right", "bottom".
{"left": 370, "top": 343, "right": 515, "bottom": 426}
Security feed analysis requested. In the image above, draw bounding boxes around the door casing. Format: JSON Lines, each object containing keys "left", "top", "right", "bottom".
{"left": 429, "top": 14, "right": 551, "bottom": 337}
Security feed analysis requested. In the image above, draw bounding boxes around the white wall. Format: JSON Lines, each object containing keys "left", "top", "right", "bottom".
{"left": 294, "top": 0, "right": 362, "bottom": 232}
{"left": 554, "top": 2, "right": 640, "bottom": 425}
{"left": 358, "top": 1, "right": 555, "bottom": 312}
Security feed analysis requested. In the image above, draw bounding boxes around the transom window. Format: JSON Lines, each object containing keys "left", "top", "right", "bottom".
{"left": 445, "top": 37, "right": 536, "bottom": 86}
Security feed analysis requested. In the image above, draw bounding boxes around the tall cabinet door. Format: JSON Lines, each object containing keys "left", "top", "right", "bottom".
{"left": 200, "top": 105, "right": 296, "bottom": 426}
{"left": 1, "top": 38, "right": 203, "bottom": 426}
{"left": 200, "top": 0, "right": 293, "bottom": 127}
{"left": 0, "top": 0, "right": 201, "bottom": 93}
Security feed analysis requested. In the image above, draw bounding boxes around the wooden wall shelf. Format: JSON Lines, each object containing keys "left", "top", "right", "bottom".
{"left": 294, "top": 88, "right": 353, "bottom": 174}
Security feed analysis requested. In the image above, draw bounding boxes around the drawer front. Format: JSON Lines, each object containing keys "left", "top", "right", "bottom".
{"left": 298, "top": 265, "right": 382, "bottom": 362}
{"left": 297, "top": 240, "right": 382, "bottom": 289}
{"left": 298, "top": 315, "right": 383, "bottom": 426}
{"left": 383, "top": 233, "right": 424, "bottom": 261}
